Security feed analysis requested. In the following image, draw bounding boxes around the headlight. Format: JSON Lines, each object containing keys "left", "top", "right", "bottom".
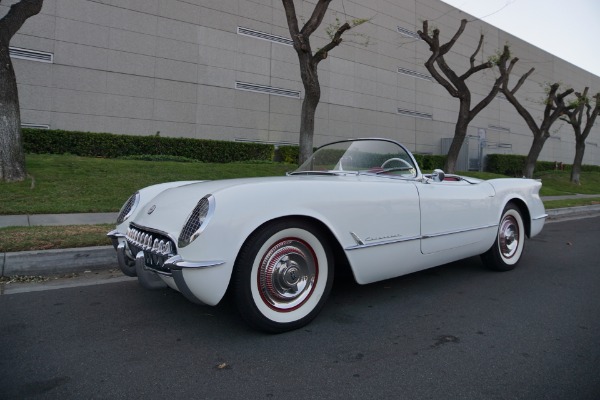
{"left": 178, "top": 195, "right": 215, "bottom": 248}
{"left": 116, "top": 191, "right": 140, "bottom": 224}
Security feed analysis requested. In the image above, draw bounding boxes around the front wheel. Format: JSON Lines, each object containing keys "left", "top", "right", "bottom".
{"left": 232, "top": 219, "right": 334, "bottom": 333}
{"left": 481, "top": 203, "right": 525, "bottom": 271}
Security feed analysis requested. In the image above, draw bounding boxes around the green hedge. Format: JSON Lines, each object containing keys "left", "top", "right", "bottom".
{"left": 413, "top": 154, "right": 446, "bottom": 170}
{"left": 23, "top": 129, "right": 274, "bottom": 163}
{"left": 276, "top": 146, "right": 300, "bottom": 164}
{"left": 485, "top": 154, "right": 600, "bottom": 175}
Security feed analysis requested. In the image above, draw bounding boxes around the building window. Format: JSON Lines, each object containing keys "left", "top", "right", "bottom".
{"left": 21, "top": 123, "right": 50, "bottom": 129}
{"left": 398, "top": 67, "right": 432, "bottom": 81}
{"left": 397, "top": 108, "right": 432, "bottom": 119}
{"left": 237, "top": 27, "right": 293, "bottom": 46}
{"left": 397, "top": 26, "right": 420, "bottom": 39}
{"left": 488, "top": 124, "right": 511, "bottom": 132}
{"left": 235, "top": 81, "right": 300, "bottom": 98}
{"left": 9, "top": 47, "right": 53, "bottom": 63}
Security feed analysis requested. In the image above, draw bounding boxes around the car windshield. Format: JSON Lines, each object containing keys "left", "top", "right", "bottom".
{"left": 291, "top": 139, "right": 418, "bottom": 178}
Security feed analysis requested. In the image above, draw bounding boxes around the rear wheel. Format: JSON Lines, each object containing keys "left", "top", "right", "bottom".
{"left": 481, "top": 203, "right": 525, "bottom": 271}
{"left": 232, "top": 219, "right": 334, "bottom": 333}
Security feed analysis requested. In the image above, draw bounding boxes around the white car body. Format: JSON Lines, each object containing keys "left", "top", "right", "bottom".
{"left": 108, "top": 138, "right": 546, "bottom": 332}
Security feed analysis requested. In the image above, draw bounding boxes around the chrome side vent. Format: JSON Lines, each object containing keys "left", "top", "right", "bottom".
{"left": 398, "top": 67, "right": 432, "bottom": 81}
{"left": 9, "top": 47, "right": 53, "bottom": 63}
{"left": 235, "top": 82, "right": 300, "bottom": 98}
{"left": 237, "top": 27, "right": 293, "bottom": 46}
{"left": 397, "top": 108, "right": 433, "bottom": 120}
{"left": 397, "top": 26, "right": 420, "bottom": 39}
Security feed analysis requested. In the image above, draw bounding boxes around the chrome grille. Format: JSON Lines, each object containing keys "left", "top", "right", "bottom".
{"left": 126, "top": 226, "right": 176, "bottom": 273}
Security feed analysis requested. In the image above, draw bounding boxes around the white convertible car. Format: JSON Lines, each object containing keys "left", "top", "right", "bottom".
{"left": 108, "top": 138, "right": 546, "bottom": 332}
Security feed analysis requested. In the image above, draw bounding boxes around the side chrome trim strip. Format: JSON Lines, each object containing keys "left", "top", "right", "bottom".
{"left": 532, "top": 214, "right": 548, "bottom": 221}
{"left": 346, "top": 235, "right": 420, "bottom": 250}
{"left": 345, "top": 224, "right": 498, "bottom": 251}
{"left": 421, "top": 224, "right": 497, "bottom": 239}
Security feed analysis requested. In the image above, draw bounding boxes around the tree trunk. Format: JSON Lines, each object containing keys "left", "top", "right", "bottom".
{"left": 0, "top": 45, "right": 26, "bottom": 182}
{"left": 297, "top": 55, "right": 321, "bottom": 165}
{"left": 522, "top": 135, "right": 547, "bottom": 178}
{"left": 570, "top": 137, "right": 585, "bottom": 185}
{"left": 299, "top": 93, "right": 319, "bottom": 165}
{"left": 444, "top": 121, "right": 468, "bottom": 174}
{"left": 444, "top": 102, "right": 470, "bottom": 173}
{"left": 0, "top": 0, "right": 45, "bottom": 182}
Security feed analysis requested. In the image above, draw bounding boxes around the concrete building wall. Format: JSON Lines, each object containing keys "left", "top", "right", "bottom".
{"left": 4, "top": 0, "right": 600, "bottom": 165}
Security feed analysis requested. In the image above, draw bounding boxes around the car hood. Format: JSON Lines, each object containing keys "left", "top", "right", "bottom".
{"left": 130, "top": 177, "right": 297, "bottom": 236}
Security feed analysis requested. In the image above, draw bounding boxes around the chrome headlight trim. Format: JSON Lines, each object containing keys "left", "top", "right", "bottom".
{"left": 178, "top": 194, "right": 215, "bottom": 248}
{"left": 117, "top": 191, "right": 140, "bottom": 224}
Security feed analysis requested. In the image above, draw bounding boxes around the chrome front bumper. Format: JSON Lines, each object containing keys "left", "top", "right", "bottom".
{"left": 107, "top": 229, "right": 225, "bottom": 304}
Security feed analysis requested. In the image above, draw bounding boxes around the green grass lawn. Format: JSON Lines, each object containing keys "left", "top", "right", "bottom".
{"left": 459, "top": 170, "right": 600, "bottom": 196}
{"left": 0, "top": 154, "right": 296, "bottom": 215}
{"left": 1, "top": 154, "right": 599, "bottom": 253}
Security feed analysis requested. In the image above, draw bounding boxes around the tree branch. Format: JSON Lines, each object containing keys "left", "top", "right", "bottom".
{"left": 439, "top": 19, "right": 467, "bottom": 56}
{"left": 510, "top": 66, "right": 534, "bottom": 96}
{"left": 418, "top": 20, "right": 459, "bottom": 97}
{"left": 459, "top": 61, "right": 493, "bottom": 81}
{"left": 0, "top": 0, "right": 43, "bottom": 43}
{"left": 469, "top": 46, "right": 511, "bottom": 118}
{"left": 469, "top": 34, "right": 484, "bottom": 69}
{"left": 282, "top": 0, "right": 306, "bottom": 52}
{"left": 300, "top": 0, "right": 331, "bottom": 37}
{"left": 313, "top": 22, "right": 351, "bottom": 65}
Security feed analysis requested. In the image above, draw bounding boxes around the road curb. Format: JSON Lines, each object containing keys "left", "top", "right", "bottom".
{"left": 1, "top": 246, "right": 115, "bottom": 277}
{"left": 546, "top": 204, "right": 600, "bottom": 220}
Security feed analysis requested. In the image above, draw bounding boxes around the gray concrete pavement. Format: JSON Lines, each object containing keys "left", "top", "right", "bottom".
{"left": 0, "top": 212, "right": 118, "bottom": 228}
{"left": 1, "top": 200, "right": 600, "bottom": 278}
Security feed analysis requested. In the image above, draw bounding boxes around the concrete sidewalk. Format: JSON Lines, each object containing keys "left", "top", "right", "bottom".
{"left": 2, "top": 201, "right": 600, "bottom": 278}
{"left": 0, "top": 212, "right": 117, "bottom": 228}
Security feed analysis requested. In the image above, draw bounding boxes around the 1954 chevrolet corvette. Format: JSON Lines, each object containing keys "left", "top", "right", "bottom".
{"left": 108, "top": 138, "right": 547, "bottom": 332}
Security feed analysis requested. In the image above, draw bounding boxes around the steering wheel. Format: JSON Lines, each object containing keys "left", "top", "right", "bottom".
{"left": 381, "top": 158, "right": 413, "bottom": 170}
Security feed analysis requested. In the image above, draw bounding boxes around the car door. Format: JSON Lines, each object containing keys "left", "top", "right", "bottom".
{"left": 415, "top": 179, "right": 497, "bottom": 255}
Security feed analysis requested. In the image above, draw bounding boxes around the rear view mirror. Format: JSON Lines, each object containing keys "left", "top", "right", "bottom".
{"left": 431, "top": 169, "right": 445, "bottom": 182}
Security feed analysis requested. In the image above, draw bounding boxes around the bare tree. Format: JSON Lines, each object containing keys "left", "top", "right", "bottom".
{"left": 498, "top": 56, "right": 575, "bottom": 178}
{"left": 0, "top": 0, "right": 44, "bottom": 182}
{"left": 282, "top": 0, "right": 365, "bottom": 164}
{"left": 560, "top": 89, "right": 600, "bottom": 184}
{"left": 417, "top": 19, "right": 510, "bottom": 173}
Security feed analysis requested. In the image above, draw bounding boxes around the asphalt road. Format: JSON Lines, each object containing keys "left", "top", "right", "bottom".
{"left": 1, "top": 217, "right": 599, "bottom": 399}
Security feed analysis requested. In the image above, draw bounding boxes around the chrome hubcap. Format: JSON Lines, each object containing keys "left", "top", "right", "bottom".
{"left": 258, "top": 239, "right": 318, "bottom": 311}
{"left": 499, "top": 215, "right": 519, "bottom": 259}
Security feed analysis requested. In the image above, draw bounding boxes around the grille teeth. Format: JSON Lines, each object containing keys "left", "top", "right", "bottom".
{"left": 126, "top": 227, "right": 175, "bottom": 257}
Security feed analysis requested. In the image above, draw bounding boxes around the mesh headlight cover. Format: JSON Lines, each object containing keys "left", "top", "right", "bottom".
{"left": 178, "top": 195, "right": 214, "bottom": 248}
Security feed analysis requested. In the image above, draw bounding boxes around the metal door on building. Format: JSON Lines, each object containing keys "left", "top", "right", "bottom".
{"left": 441, "top": 132, "right": 512, "bottom": 172}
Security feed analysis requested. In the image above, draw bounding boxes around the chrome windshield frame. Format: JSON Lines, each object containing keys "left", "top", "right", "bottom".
{"left": 289, "top": 138, "right": 423, "bottom": 181}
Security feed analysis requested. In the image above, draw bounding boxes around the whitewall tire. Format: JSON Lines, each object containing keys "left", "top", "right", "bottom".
{"left": 481, "top": 203, "right": 525, "bottom": 271}
{"left": 232, "top": 219, "right": 334, "bottom": 333}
